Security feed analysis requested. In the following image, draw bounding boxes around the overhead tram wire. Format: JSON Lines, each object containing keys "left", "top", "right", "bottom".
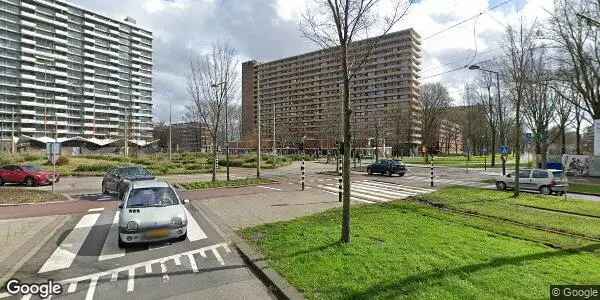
{"left": 422, "top": 0, "right": 513, "bottom": 41}
{"left": 420, "top": 57, "right": 497, "bottom": 80}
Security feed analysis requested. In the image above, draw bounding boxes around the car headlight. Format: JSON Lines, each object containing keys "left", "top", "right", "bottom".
{"left": 170, "top": 217, "right": 183, "bottom": 226}
{"left": 126, "top": 221, "right": 138, "bottom": 232}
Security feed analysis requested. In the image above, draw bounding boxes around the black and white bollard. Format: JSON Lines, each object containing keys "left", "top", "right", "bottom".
{"left": 301, "top": 160, "right": 305, "bottom": 191}
{"left": 338, "top": 157, "right": 342, "bottom": 202}
{"left": 430, "top": 157, "right": 434, "bottom": 187}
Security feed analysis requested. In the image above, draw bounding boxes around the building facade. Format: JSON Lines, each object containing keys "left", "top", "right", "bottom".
{"left": 153, "top": 121, "right": 210, "bottom": 153}
{"left": 241, "top": 29, "right": 422, "bottom": 153}
{"left": 0, "top": 0, "right": 153, "bottom": 149}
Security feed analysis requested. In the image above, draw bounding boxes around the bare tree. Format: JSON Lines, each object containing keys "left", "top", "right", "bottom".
{"left": 522, "top": 48, "right": 556, "bottom": 168}
{"left": 502, "top": 21, "right": 539, "bottom": 197}
{"left": 301, "top": 0, "right": 411, "bottom": 243}
{"left": 572, "top": 91, "right": 589, "bottom": 154}
{"left": 553, "top": 86, "right": 574, "bottom": 154}
{"left": 187, "top": 42, "right": 239, "bottom": 182}
{"left": 549, "top": 0, "right": 600, "bottom": 118}
{"left": 420, "top": 82, "right": 452, "bottom": 159}
{"left": 385, "top": 102, "right": 411, "bottom": 158}
{"left": 474, "top": 74, "right": 499, "bottom": 166}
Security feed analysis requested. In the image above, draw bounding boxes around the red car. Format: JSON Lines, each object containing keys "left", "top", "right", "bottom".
{"left": 0, "top": 165, "right": 59, "bottom": 187}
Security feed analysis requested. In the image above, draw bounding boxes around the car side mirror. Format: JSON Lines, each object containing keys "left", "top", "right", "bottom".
{"left": 118, "top": 204, "right": 123, "bottom": 209}
{"left": 183, "top": 199, "right": 190, "bottom": 204}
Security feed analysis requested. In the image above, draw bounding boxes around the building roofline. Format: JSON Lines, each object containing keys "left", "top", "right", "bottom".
{"left": 244, "top": 28, "right": 418, "bottom": 67}
{"left": 56, "top": 0, "right": 152, "bottom": 34}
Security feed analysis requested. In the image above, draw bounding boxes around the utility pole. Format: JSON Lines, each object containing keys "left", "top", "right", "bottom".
{"left": 256, "top": 72, "right": 261, "bottom": 178}
{"left": 224, "top": 81, "right": 230, "bottom": 181}
{"left": 169, "top": 103, "right": 172, "bottom": 161}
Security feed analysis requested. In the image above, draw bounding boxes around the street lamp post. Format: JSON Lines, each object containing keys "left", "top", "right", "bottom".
{"left": 469, "top": 64, "right": 504, "bottom": 174}
{"left": 211, "top": 81, "right": 229, "bottom": 181}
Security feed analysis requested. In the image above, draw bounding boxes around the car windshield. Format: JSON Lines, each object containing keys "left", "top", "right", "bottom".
{"left": 21, "top": 165, "right": 41, "bottom": 172}
{"left": 118, "top": 167, "right": 152, "bottom": 178}
{"left": 127, "top": 187, "right": 179, "bottom": 208}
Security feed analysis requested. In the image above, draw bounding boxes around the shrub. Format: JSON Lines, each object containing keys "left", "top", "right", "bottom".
{"left": 74, "top": 163, "right": 114, "bottom": 173}
{"left": 45, "top": 156, "right": 69, "bottom": 166}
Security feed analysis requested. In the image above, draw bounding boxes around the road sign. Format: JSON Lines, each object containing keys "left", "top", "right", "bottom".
{"left": 499, "top": 145, "right": 509, "bottom": 155}
{"left": 525, "top": 133, "right": 532, "bottom": 144}
{"left": 46, "top": 142, "right": 61, "bottom": 164}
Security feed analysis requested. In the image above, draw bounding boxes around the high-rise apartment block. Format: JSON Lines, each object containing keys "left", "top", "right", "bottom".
{"left": 0, "top": 0, "right": 153, "bottom": 147}
{"left": 242, "top": 29, "right": 421, "bottom": 153}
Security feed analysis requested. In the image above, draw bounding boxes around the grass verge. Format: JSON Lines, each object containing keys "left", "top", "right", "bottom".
{"left": 240, "top": 187, "right": 600, "bottom": 299}
{"left": 180, "top": 178, "right": 274, "bottom": 190}
{"left": 568, "top": 183, "right": 600, "bottom": 196}
{"left": 0, "top": 188, "right": 67, "bottom": 205}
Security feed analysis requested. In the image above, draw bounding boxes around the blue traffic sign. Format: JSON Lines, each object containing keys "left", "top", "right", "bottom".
{"left": 499, "top": 145, "right": 509, "bottom": 155}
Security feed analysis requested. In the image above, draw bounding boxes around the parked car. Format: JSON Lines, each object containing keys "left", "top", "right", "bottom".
{"left": 496, "top": 168, "right": 568, "bottom": 195}
{"left": 0, "top": 164, "right": 59, "bottom": 187}
{"left": 366, "top": 159, "right": 406, "bottom": 177}
{"left": 118, "top": 180, "right": 188, "bottom": 247}
{"left": 102, "top": 166, "right": 155, "bottom": 199}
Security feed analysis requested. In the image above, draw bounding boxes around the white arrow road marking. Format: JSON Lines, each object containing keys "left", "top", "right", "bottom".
{"left": 55, "top": 243, "right": 230, "bottom": 299}
{"left": 183, "top": 206, "right": 207, "bottom": 241}
{"left": 39, "top": 213, "right": 100, "bottom": 273}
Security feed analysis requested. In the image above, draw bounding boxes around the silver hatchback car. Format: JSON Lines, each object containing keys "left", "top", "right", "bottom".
{"left": 496, "top": 168, "right": 568, "bottom": 195}
{"left": 118, "top": 180, "right": 189, "bottom": 247}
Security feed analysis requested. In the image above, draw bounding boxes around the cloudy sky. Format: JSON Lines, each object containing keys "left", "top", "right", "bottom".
{"left": 69, "top": 0, "right": 554, "bottom": 122}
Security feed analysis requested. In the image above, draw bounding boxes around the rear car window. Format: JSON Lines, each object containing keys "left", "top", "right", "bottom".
{"left": 552, "top": 171, "right": 563, "bottom": 178}
{"left": 118, "top": 167, "right": 152, "bottom": 177}
{"left": 127, "top": 187, "right": 179, "bottom": 208}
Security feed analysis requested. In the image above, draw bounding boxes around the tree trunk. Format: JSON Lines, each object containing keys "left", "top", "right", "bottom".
{"left": 490, "top": 127, "right": 496, "bottom": 167}
{"left": 576, "top": 121, "right": 581, "bottom": 155}
{"left": 535, "top": 141, "right": 542, "bottom": 168}
{"left": 212, "top": 134, "right": 217, "bottom": 182}
{"left": 514, "top": 93, "right": 522, "bottom": 197}
{"left": 561, "top": 125, "right": 566, "bottom": 155}
{"left": 341, "top": 44, "right": 351, "bottom": 244}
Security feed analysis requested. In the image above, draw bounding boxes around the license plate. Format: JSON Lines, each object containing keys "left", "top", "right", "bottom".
{"left": 147, "top": 229, "right": 169, "bottom": 238}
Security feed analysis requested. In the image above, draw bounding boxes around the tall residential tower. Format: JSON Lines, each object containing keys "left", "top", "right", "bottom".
{"left": 0, "top": 0, "right": 153, "bottom": 148}
{"left": 242, "top": 29, "right": 422, "bottom": 154}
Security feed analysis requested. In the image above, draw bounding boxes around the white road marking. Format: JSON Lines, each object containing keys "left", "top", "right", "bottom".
{"left": 98, "top": 211, "right": 126, "bottom": 261}
{"left": 85, "top": 276, "right": 98, "bottom": 300}
{"left": 20, "top": 295, "right": 31, "bottom": 300}
{"left": 352, "top": 183, "right": 416, "bottom": 197}
{"left": 187, "top": 253, "right": 199, "bottom": 273}
{"left": 39, "top": 213, "right": 100, "bottom": 273}
{"left": 183, "top": 206, "right": 207, "bottom": 241}
{"left": 127, "top": 268, "right": 135, "bottom": 292}
{"left": 110, "top": 272, "right": 118, "bottom": 282}
{"left": 361, "top": 180, "right": 435, "bottom": 193}
{"left": 174, "top": 256, "right": 181, "bottom": 265}
{"left": 87, "top": 208, "right": 104, "bottom": 212}
{"left": 351, "top": 184, "right": 413, "bottom": 199}
{"left": 318, "top": 185, "right": 387, "bottom": 202}
{"left": 318, "top": 185, "right": 375, "bottom": 203}
{"left": 67, "top": 282, "right": 77, "bottom": 293}
{"left": 145, "top": 264, "right": 152, "bottom": 273}
{"left": 257, "top": 185, "right": 282, "bottom": 191}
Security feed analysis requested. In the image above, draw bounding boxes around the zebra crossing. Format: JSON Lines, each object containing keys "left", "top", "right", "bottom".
{"left": 316, "top": 179, "right": 436, "bottom": 203}
{"left": 37, "top": 206, "right": 209, "bottom": 275}
{"left": 399, "top": 175, "right": 488, "bottom": 187}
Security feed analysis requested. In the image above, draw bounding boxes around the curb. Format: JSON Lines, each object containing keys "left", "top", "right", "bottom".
{"left": 0, "top": 197, "right": 77, "bottom": 207}
{"left": 189, "top": 201, "right": 304, "bottom": 300}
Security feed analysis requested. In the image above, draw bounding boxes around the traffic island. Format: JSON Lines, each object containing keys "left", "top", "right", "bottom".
{"left": 238, "top": 187, "right": 600, "bottom": 299}
{"left": 0, "top": 188, "right": 69, "bottom": 206}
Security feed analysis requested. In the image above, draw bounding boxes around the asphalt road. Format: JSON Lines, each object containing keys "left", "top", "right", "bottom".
{"left": 0, "top": 199, "right": 274, "bottom": 300}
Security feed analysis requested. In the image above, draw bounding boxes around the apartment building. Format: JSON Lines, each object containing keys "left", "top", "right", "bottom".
{"left": 153, "top": 121, "right": 210, "bottom": 153}
{"left": 0, "top": 0, "right": 153, "bottom": 149}
{"left": 241, "top": 28, "right": 422, "bottom": 153}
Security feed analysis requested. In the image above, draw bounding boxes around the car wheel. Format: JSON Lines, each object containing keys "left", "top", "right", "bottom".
{"left": 25, "top": 177, "right": 36, "bottom": 187}
{"left": 177, "top": 232, "right": 188, "bottom": 242}
{"left": 540, "top": 186, "right": 551, "bottom": 195}
{"left": 367, "top": 168, "right": 372, "bottom": 175}
{"left": 398, "top": 173, "right": 405, "bottom": 177}
{"left": 496, "top": 181, "right": 507, "bottom": 191}
{"left": 387, "top": 170, "right": 393, "bottom": 177}
{"left": 118, "top": 235, "right": 128, "bottom": 248}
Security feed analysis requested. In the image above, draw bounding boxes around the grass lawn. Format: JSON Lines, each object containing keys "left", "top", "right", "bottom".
{"left": 180, "top": 178, "right": 273, "bottom": 190}
{"left": 401, "top": 155, "right": 532, "bottom": 169}
{"left": 568, "top": 183, "right": 600, "bottom": 196}
{"left": 0, "top": 188, "right": 67, "bottom": 205}
{"left": 241, "top": 187, "right": 600, "bottom": 299}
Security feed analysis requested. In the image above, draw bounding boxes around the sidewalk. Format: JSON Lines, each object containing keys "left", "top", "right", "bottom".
{"left": 0, "top": 215, "right": 69, "bottom": 286}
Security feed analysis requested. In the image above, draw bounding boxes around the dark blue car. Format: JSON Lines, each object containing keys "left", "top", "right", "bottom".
{"left": 367, "top": 160, "right": 406, "bottom": 177}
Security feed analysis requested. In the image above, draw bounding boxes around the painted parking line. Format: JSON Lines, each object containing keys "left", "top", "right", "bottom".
{"left": 183, "top": 206, "right": 207, "bottom": 241}
{"left": 39, "top": 213, "right": 101, "bottom": 273}
{"left": 98, "top": 211, "right": 126, "bottom": 261}
{"left": 257, "top": 185, "right": 282, "bottom": 191}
